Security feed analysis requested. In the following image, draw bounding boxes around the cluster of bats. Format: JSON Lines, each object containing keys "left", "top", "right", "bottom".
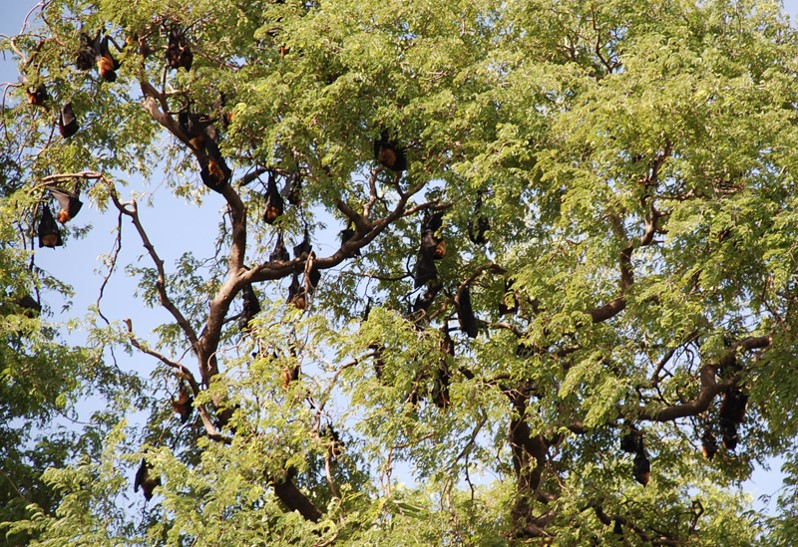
{"left": 618, "top": 388, "right": 748, "bottom": 489}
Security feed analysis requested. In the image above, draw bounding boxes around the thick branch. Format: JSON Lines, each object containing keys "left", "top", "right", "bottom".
{"left": 638, "top": 336, "right": 770, "bottom": 421}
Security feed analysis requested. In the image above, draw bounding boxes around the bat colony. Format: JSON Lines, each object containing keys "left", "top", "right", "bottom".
{"left": 21, "top": 22, "right": 748, "bottom": 503}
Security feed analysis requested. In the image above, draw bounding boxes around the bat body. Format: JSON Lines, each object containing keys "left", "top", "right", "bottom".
{"left": 701, "top": 430, "right": 718, "bottom": 460}
{"left": 166, "top": 25, "right": 193, "bottom": 71}
{"left": 633, "top": 451, "right": 650, "bottom": 486}
{"left": 374, "top": 130, "right": 407, "bottom": 171}
{"left": 457, "top": 286, "right": 479, "bottom": 338}
{"left": 96, "top": 36, "right": 119, "bottom": 82}
{"left": 270, "top": 232, "right": 290, "bottom": 262}
{"left": 719, "top": 388, "right": 748, "bottom": 450}
{"left": 239, "top": 283, "right": 261, "bottom": 330}
{"left": 75, "top": 32, "right": 98, "bottom": 70}
{"left": 58, "top": 103, "right": 79, "bottom": 138}
{"left": 47, "top": 185, "right": 83, "bottom": 223}
{"left": 134, "top": 458, "right": 161, "bottom": 501}
{"left": 171, "top": 383, "right": 193, "bottom": 424}
{"left": 263, "top": 172, "right": 284, "bottom": 224}
{"left": 37, "top": 205, "right": 63, "bottom": 248}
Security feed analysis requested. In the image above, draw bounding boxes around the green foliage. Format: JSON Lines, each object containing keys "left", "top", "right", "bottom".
{"left": 2, "top": 0, "right": 798, "bottom": 544}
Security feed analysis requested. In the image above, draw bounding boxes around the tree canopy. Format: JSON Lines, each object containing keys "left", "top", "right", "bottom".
{"left": 3, "top": 0, "right": 798, "bottom": 544}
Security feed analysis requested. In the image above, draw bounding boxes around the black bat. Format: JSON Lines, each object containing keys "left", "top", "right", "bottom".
{"left": 165, "top": 25, "right": 193, "bottom": 71}
{"left": 58, "top": 102, "right": 79, "bottom": 138}
{"left": 47, "top": 185, "right": 83, "bottom": 223}
{"left": 239, "top": 283, "right": 261, "bottom": 330}
{"left": 37, "top": 205, "right": 63, "bottom": 248}
{"left": 701, "top": 430, "right": 718, "bottom": 461}
{"left": 632, "top": 451, "right": 650, "bottom": 486}
{"left": 134, "top": 457, "right": 161, "bottom": 501}
{"left": 282, "top": 172, "right": 302, "bottom": 206}
{"left": 270, "top": 231, "right": 290, "bottom": 262}
{"left": 171, "top": 382, "right": 193, "bottom": 424}
{"left": 373, "top": 129, "right": 407, "bottom": 172}
{"left": 293, "top": 228, "right": 311, "bottom": 259}
{"left": 457, "top": 286, "right": 479, "bottom": 338}
{"left": 75, "top": 31, "right": 98, "bottom": 70}
{"left": 263, "top": 171, "right": 284, "bottom": 224}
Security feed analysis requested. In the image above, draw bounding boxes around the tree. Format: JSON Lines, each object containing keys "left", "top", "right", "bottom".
{"left": 2, "top": 0, "right": 798, "bottom": 544}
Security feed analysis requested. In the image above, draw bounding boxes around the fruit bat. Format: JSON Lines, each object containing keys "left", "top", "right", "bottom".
{"left": 719, "top": 388, "right": 747, "bottom": 450}
{"left": 620, "top": 427, "right": 642, "bottom": 454}
{"left": 239, "top": 283, "right": 261, "bottom": 330}
{"left": 287, "top": 273, "right": 307, "bottom": 309}
{"left": 165, "top": 25, "right": 193, "bottom": 71}
{"left": 171, "top": 382, "right": 193, "bottom": 424}
{"left": 307, "top": 266, "right": 321, "bottom": 294}
{"left": 270, "top": 231, "right": 290, "bottom": 262}
{"left": 282, "top": 363, "right": 300, "bottom": 387}
{"left": 701, "top": 430, "right": 718, "bottom": 461}
{"left": 457, "top": 286, "right": 479, "bottom": 338}
{"left": 134, "top": 458, "right": 161, "bottom": 501}
{"left": 58, "top": 102, "right": 79, "bottom": 138}
{"left": 75, "top": 32, "right": 98, "bottom": 70}
{"left": 37, "top": 205, "right": 63, "bottom": 248}
{"left": 420, "top": 211, "right": 445, "bottom": 259}
{"left": 25, "top": 83, "right": 48, "bottom": 107}
{"left": 214, "top": 92, "right": 233, "bottom": 128}
{"left": 413, "top": 254, "right": 437, "bottom": 288}
{"left": 282, "top": 172, "right": 302, "bottom": 206}
{"left": 432, "top": 329, "right": 454, "bottom": 408}
{"left": 96, "top": 35, "right": 119, "bottom": 82}
{"left": 373, "top": 129, "right": 407, "bottom": 172}
{"left": 339, "top": 224, "right": 360, "bottom": 256}
{"left": 47, "top": 185, "right": 83, "bottom": 223}
{"left": 293, "top": 228, "right": 311, "bottom": 259}
{"left": 263, "top": 172, "right": 284, "bottom": 224}
{"left": 412, "top": 285, "right": 440, "bottom": 315}
{"left": 613, "top": 520, "right": 623, "bottom": 536}
{"left": 178, "top": 111, "right": 213, "bottom": 151}
{"left": 467, "top": 191, "right": 489, "bottom": 245}
{"left": 15, "top": 294, "right": 41, "bottom": 317}
{"left": 322, "top": 424, "right": 343, "bottom": 458}
{"left": 632, "top": 451, "right": 650, "bottom": 486}
{"left": 199, "top": 155, "right": 231, "bottom": 193}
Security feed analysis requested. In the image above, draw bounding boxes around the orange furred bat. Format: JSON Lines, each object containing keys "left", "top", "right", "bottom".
{"left": 165, "top": 25, "right": 193, "bottom": 71}
{"left": 171, "top": 382, "right": 193, "bottom": 424}
{"left": 263, "top": 172, "right": 284, "bottom": 224}
{"left": 47, "top": 185, "right": 83, "bottom": 223}
{"left": 96, "top": 35, "right": 119, "bottom": 82}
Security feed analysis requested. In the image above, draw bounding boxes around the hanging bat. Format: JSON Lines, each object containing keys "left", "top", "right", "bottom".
{"left": 307, "top": 266, "right": 321, "bottom": 294}
{"left": 413, "top": 254, "right": 437, "bottom": 288}
{"left": 239, "top": 283, "right": 261, "bottom": 330}
{"left": 270, "top": 231, "right": 290, "bottom": 262}
{"left": 134, "top": 457, "right": 161, "bottom": 501}
{"left": 58, "top": 102, "right": 79, "bottom": 139}
{"left": 322, "top": 424, "right": 344, "bottom": 458}
{"left": 171, "top": 382, "right": 193, "bottom": 424}
{"left": 214, "top": 92, "right": 233, "bottom": 128}
{"left": 25, "top": 83, "right": 48, "bottom": 107}
{"left": 701, "top": 430, "right": 718, "bottom": 460}
{"left": 467, "top": 191, "right": 489, "bottom": 245}
{"left": 339, "top": 223, "right": 360, "bottom": 256}
{"left": 718, "top": 388, "right": 748, "bottom": 450}
{"left": 620, "top": 427, "right": 643, "bottom": 454}
{"left": 282, "top": 172, "right": 302, "bottom": 206}
{"left": 282, "top": 363, "right": 300, "bottom": 388}
{"left": 287, "top": 273, "right": 307, "bottom": 309}
{"left": 165, "top": 25, "right": 193, "bottom": 71}
{"left": 432, "top": 329, "right": 455, "bottom": 408}
{"left": 457, "top": 286, "right": 479, "bottom": 338}
{"left": 293, "top": 228, "right": 311, "bottom": 259}
{"left": 373, "top": 129, "right": 407, "bottom": 172}
{"left": 263, "top": 172, "right": 284, "bottom": 224}
{"left": 178, "top": 110, "right": 213, "bottom": 151}
{"left": 632, "top": 451, "right": 650, "bottom": 486}
{"left": 199, "top": 154, "right": 231, "bottom": 193}
{"left": 96, "top": 35, "right": 119, "bottom": 82}
{"left": 75, "top": 31, "right": 98, "bottom": 70}
{"left": 47, "top": 185, "right": 83, "bottom": 223}
{"left": 37, "top": 205, "right": 63, "bottom": 248}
